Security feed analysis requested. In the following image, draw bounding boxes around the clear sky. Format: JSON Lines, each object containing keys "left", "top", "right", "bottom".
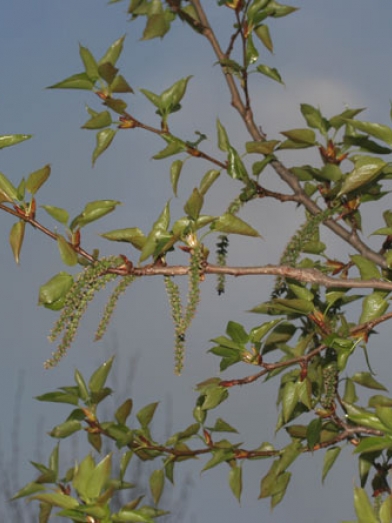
{"left": 1, "top": 1, "right": 392, "bottom": 521}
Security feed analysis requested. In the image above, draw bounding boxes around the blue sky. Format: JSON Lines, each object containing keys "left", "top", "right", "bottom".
{"left": 1, "top": 1, "right": 392, "bottom": 521}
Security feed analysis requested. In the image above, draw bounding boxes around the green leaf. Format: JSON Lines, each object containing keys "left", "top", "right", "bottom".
{"left": 202, "top": 449, "right": 235, "bottom": 472}
{"left": 103, "top": 96, "right": 127, "bottom": 114}
{"left": 280, "top": 128, "right": 316, "bottom": 145}
{"left": 160, "top": 76, "right": 192, "bottom": 114}
{"left": 199, "top": 169, "right": 220, "bottom": 196}
{"left": 152, "top": 138, "right": 186, "bottom": 159}
{"left": 228, "top": 465, "right": 242, "bottom": 503}
{"left": 41, "top": 205, "right": 69, "bottom": 225}
{"left": 98, "top": 62, "right": 118, "bottom": 84}
{"left": 82, "top": 110, "right": 112, "bottom": 130}
{"left": 31, "top": 492, "right": 79, "bottom": 510}
{"left": 12, "top": 481, "right": 46, "bottom": 500}
{"left": 35, "top": 391, "right": 79, "bottom": 405}
{"left": 48, "top": 72, "right": 95, "bottom": 90}
{"left": 57, "top": 235, "right": 78, "bottom": 266}
{"left": 359, "top": 292, "right": 388, "bottom": 324}
{"left": 254, "top": 24, "right": 273, "bottom": 53}
{"left": 87, "top": 454, "right": 112, "bottom": 500}
{"left": 216, "top": 119, "right": 230, "bottom": 152}
{"left": 110, "top": 74, "right": 134, "bottom": 94}
{"left": 329, "top": 107, "right": 365, "bottom": 130}
{"left": 246, "top": 140, "right": 280, "bottom": 155}
{"left": 0, "top": 134, "right": 32, "bottom": 150}
{"left": 345, "top": 119, "right": 392, "bottom": 146}
{"left": 282, "top": 381, "right": 299, "bottom": 423}
{"left": 226, "top": 321, "right": 249, "bottom": 344}
{"left": 184, "top": 188, "right": 204, "bottom": 220}
{"left": 137, "top": 402, "right": 159, "bottom": 428}
{"left": 376, "top": 406, "right": 392, "bottom": 432}
{"left": 246, "top": 34, "right": 259, "bottom": 66}
{"left": 26, "top": 164, "right": 51, "bottom": 194}
{"left": 354, "top": 435, "right": 392, "bottom": 454}
{"left": 38, "top": 272, "right": 74, "bottom": 309}
{"left": 115, "top": 399, "right": 133, "bottom": 425}
{"left": 227, "top": 146, "right": 249, "bottom": 182}
{"left": 143, "top": 13, "right": 171, "bottom": 40}
{"left": 322, "top": 446, "right": 341, "bottom": 483}
{"left": 70, "top": 200, "right": 121, "bottom": 230}
{"left": 338, "top": 156, "right": 386, "bottom": 196}
{"left": 250, "top": 319, "right": 282, "bottom": 343}
{"left": 139, "top": 88, "right": 161, "bottom": 109}
{"left": 89, "top": 356, "right": 114, "bottom": 393}
{"left": 300, "top": 104, "right": 329, "bottom": 135}
{"left": 256, "top": 64, "right": 284, "bottom": 84}
{"left": 170, "top": 159, "right": 183, "bottom": 196}
{"left": 150, "top": 469, "right": 164, "bottom": 505}
{"left": 350, "top": 255, "right": 381, "bottom": 280}
{"left": 201, "top": 387, "right": 229, "bottom": 410}
{"left": 353, "top": 487, "right": 378, "bottom": 523}
{"left": 79, "top": 45, "right": 99, "bottom": 81}
{"left": 212, "top": 213, "right": 260, "bottom": 237}
{"left": 210, "top": 418, "right": 238, "bottom": 433}
{"left": 50, "top": 420, "right": 82, "bottom": 438}
{"left": 74, "top": 370, "right": 89, "bottom": 401}
{"left": 100, "top": 227, "right": 146, "bottom": 250}
{"left": 98, "top": 35, "right": 125, "bottom": 67}
{"left": 0, "top": 171, "right": 18, "bottom": 201}
{"left": 92, "top": 128, "right": 116, "bottom": 165}
{"left": 9, "top": 220, "right": 25, "bottom": 264}
{"left": 351, "top": 372, "right": 387, "bottom": 391}
{"left": 306, "top": 417, "right": 322, "bottom": 450}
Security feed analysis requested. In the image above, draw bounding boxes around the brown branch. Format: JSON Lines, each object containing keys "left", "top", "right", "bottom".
{"left": 1, "top": 201, "right": 390, "bottom": 292}
{"left": 118, "top": 112, "right": 227, "bottom": 170}
{"left": 189, "top": 0, "right": 387, "bottom": 269}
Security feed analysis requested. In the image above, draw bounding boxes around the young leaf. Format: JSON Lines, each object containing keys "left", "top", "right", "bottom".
{"left": 345, "top": 119, "right": 392, "bottom": 147}
{"left": 26, "top": 164, "right": 51, "bottom": 194}
{"left": 92, "top": 128, "right": 116, "bottom": 165}
{"left": 0, "top": 172, "right": 18, "bottom": 201}
{"left": 82, "top": 111, "right": 112, "bottom": 130}
{"left": 338, "top": 156, "right": 386, "bottom": 196}
{"left": 38, "top": 272, "right": 74, "bottom": 309}
{"left": 322, "top": 447, "right": 341, "bottom": 483}
{"left": 160, "top": 76, "right": 192, "bottom": 114}
{"left": 199, "top": 169, "right": 220, "bottom": 195}
{"left": 88, "top": 356, "right": 114, "bottom": 393}
{"left": 228, "top": 465, "right": 242, "bottom": 503}
{"left": 79, "top": 44, "right": 99, "bottom": 81}
{"left": 170, "top": 159, "right": 183, "bottom": 196}
{"left": 256, "top": 64, "right": 284, "bottom": 84}
{"left": 70, "top": 200, "right": 121, "bottom": 230}
{"left": 216, "top": 119, "right": 230, "bottom": 152}
{"left": 98, "top": 35, "right": 125, "bottom": 67}
{"left": 351, "top": 372, "right": 387, "bottom": 391}
{"left": 184, "top": 188, "right": 203, "bottom": 220}
{"left": 57, "top": 235, "right": 78, "bottom": 266}
{"left": 0, "top": 134, "right": 32, "bottom": 150}
{"left": 212, "top": 214, "right": 261, "bottom": 237}
{"left": 353, "top": 487, "right": 378, "bottom": 523}
{"left": 136, "top": 402, "right": 159, "bottom": 428}
{"left": 9, "top": 220, "right": 25, "bottom": 264}
{"left": 41, "top": 205, "right": 69, "bottom": 225}
{"left": 359, "top": 292, "right": 388, "bottom": 324}
{"left": 150, "top": 469, "right": 165, "bottom": 505}
{"left": 100, "top": 227, "right": 146, "bottom": 250}
{"left": 254, "top": 24, "right": 273, "bottom": 53}
{"left": 48, "top": 72, "right": 95, "bottom": 90}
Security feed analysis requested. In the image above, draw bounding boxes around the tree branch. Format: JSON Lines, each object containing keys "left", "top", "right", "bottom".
{"left": 188, "top": 0, "right": 387, "bottom": 269}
